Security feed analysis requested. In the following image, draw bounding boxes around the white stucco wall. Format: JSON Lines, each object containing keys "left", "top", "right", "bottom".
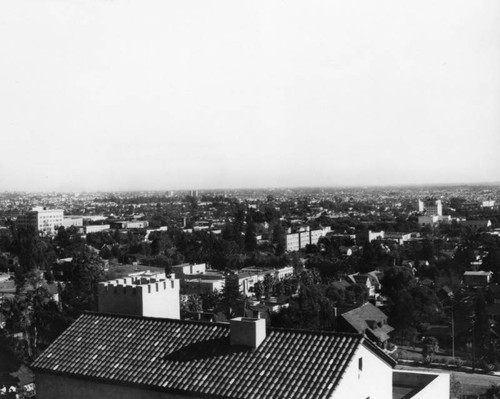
{"left": 98, "top": 284, "right": 143, "bottom": 315}
{"left": 332, "top": 345, "right": 393, "bottom": 399}
{"left": 98, "top": 279, "right": 180, "bottom": 319}
{"left": 141, "top": 279, "right": 180, "bottom": 319}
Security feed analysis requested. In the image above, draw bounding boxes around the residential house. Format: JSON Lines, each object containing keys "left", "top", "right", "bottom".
{"left": 348, "top": 273, "right": 379, "bottom": 299}
{"left": 339, "top": 302, "right": 394, "bottom": 349}
{"left": 32, "top": 312, "right": 449, "bottom": 399}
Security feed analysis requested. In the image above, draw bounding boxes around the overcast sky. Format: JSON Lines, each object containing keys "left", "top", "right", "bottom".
{"left": 1, "top": 0, "right": 499, "bottom": 192}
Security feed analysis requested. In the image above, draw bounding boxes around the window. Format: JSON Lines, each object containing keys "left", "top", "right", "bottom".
{"left": 358, "top": 357, "right": 363, "bottom": 371}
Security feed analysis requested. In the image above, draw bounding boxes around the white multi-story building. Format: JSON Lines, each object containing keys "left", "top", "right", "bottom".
{"left": 418, "top": 199, "right": 442, "bottom": 216}
{"left": 227, "top": 266, "right": 295, "bottom": 296}
{"left": 17, "top": 207, "right": 64, "bottom": 235}
{"left": 285, "top": 226, "right": 331, "bottom": 252}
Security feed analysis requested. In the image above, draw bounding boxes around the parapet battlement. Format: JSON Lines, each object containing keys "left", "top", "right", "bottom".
{"left": 98, "top": 275, "right": 180, "bottom": 296}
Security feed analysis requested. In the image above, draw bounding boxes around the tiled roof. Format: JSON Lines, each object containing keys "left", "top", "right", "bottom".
{"left": 32, "top": 312, "right": 393, "bottom": 399}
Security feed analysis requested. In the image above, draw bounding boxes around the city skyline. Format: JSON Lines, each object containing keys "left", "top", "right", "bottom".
{"left": 1, "top": 0, "right": 499, "bottom": 192}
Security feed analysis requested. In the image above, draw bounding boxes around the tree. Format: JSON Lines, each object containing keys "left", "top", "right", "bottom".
{"left": 271, "top": 285, "right": 336, "bottom": 331}
{"left": 1, "top": 282, "right": 67, "bottom": 363}
{"left": 253, "top": 281, "right": 264, "bottom": 300}
{"left": 422, "top": 336, "right": 439, "bottom": 363}
{"left": 263, "top": 274, "right": 274, "bottom": 299}
{"left": 55, "top": 226, "right": 84, "bottom": 257}
{"left": 486, "top": 384, "right": 500, "bottom": 399}
{"left": 272, "top": 222, "right": 287, "bottom": 256}
{"left": 150, "top": 231, "right": 172, "bottom": 255}
{"left": 11, "top": 226, "right": 53, "bottom": 292}
{"left": 221, "top": 273, "right": 243, "bottom": 316}
{"left": 471, "top": 292, "right": 491, "bottom": 362}
{"left": 381, "top": 266, "right": 416, "bottom": 298}
{"left": 61, "top": 248, "right": 104, "bottom": 318}
{"left": 180, "top": 294, "right": 202, "bottom": 316}
{"left": 450, "top": 374, "right": 463, "bottom": 399}
{"left": 199, "top": 290, "right": 222, "bottom": 312}
{"left": 244, "top": 221, "right": 257, "bottom": 252}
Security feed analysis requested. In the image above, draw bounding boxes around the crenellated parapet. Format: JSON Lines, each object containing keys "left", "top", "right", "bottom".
{"left": 97, "top": 273, "right": 180, "bottom": 319}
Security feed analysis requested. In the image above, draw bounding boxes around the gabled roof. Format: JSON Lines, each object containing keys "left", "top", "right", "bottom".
{"left": 331, "top": 280, "right": 351, "bottom": 290}
{"left": 32, "top": 312, "right": 394, "bottom": 399}
{"left": 341, "top": 303, "right": 391, "bottom": 335}
{"left": 350, "top": 275, "right": 370, "bottom": 285}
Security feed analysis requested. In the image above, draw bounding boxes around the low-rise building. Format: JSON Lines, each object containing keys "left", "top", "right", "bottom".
{"left": 84, "top": 224, "right": 110, "bottom": 234}
{"left": 418, "top": 215, "right": 439, "bottom": 227}
{"left": 171, "top": 263, "right": 207, "bottom": 278}
{"left": 62, "top": 216, "right": 83, "bottom": 228}
{"left": 463, "top": 271, "right": 493, "bottom": 287}
{"left": 171, "top": 264, "right": 226, "bottom": 295}
{"left": 110, "top": 220, "right": 149, "bottom": 229}
{"left": 98, "top": 272, "right": 180, "bottom": 319}
{"left": 226, "top": 266, "right": 294, "bottom": 296}
{"left": 183, "top": 276, "right": 225, "bottom": 295}
{"left": 460, "top": 219, "right": 492, "bottom": 230}
{"left": 482, "top": 200, "right": 495, "bottom": 208}
{"left": 339, "top": 302, "right": 394, "bottom": 349}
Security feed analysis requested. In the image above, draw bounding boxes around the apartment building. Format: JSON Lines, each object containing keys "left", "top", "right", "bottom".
{"left": 418, "top": 199, "right": 442, "bottom": 216}
{"left": 285, "top": 226, "right": 331, "bottom": 252}
{"left": 17, "top": 207, "right": 64, "bottom": 235}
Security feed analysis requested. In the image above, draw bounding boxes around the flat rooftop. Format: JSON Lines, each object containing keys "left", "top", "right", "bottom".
{"left": 393, "top": 370, "right": 438, "bottom": 399}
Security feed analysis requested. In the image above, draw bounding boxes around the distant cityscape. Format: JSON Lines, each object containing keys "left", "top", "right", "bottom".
{"left": 1, "top": 184, "right": 500, "bottom": 398}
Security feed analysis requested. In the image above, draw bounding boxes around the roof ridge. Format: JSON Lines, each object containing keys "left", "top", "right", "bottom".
{"left": 361, "top": 336, "right": 397, "bottom": 367}
{"left": 82, "top": 311, "right": 230, "bottom": 327}
{"left": 85, "top": 312, "right": 366, "bottom": 338}
{"left": 268, "top": 326, "right": 363, "bottom": 338}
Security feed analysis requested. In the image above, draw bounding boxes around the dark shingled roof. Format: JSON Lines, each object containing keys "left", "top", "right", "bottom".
{"left": 32, "top": 312, "right": 394, "bottom": 399}
{"left": 341, "top": 303, "right": 394, "bottom": 342}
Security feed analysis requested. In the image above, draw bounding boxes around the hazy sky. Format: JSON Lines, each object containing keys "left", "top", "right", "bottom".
{"left": 1, "top": 0, "right": 499, "bottom": 192}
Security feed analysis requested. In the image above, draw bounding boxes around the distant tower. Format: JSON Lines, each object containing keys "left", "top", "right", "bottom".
{"left": 418, "top": 199, "right": 442, "bottom": 216}
{"left": 418, "top": 200, "right": 425, "bottom": 213}
{"left": 190, "top": 190, "right": 198, "bottom": 198}
{"left": 98, "top": 273, "right": 180, "bottom": 319}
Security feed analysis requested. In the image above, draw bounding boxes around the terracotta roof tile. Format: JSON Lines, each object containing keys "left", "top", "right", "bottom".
{"left": 33, "top": 312, "right": 393, "bottom": 399}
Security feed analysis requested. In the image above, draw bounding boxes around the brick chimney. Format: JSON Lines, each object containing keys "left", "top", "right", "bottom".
{"left": 230, "top": 317, "right": 266, "bottom": 348}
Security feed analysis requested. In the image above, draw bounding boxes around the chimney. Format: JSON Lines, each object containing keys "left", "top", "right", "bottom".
{"left": 230, "top": 317, "right": 266, "bottom": 348}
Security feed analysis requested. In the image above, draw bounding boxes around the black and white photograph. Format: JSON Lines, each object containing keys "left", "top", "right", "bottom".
{"left": 0, "top": 0, "right": 499, "bottom": 398}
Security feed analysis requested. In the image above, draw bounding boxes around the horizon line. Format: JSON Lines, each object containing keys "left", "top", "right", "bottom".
{"left": 1, "top": 180, "right": 500, "bottom": 195}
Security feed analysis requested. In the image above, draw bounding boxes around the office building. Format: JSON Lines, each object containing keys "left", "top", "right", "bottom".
{"left": 17, "top": 207, "right": 64, "bottom": 235}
